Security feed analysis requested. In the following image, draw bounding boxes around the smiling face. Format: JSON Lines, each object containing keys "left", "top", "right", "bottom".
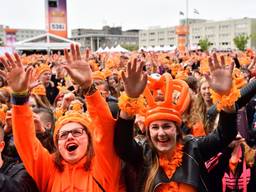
{"left": 148, "top": 120, "right": 177, "bottom": 154}
{"left": 57, "top": 122, "right": 89, "bottom": 164}
{"left": 200, "top": 81, "right": 212, "bottom": 104}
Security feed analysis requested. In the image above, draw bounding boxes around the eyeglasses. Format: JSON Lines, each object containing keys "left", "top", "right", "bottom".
{"left": 58, "top": 128, "right": 85, "bottom": 140}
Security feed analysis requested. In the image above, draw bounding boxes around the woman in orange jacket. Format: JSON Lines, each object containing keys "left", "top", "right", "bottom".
{"left": 0, "top": 44, "right": 121, "bottom": 192}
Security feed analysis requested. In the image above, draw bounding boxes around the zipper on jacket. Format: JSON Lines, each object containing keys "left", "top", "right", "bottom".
{"left": 183, "top": 152, "right": 209, "bottom": 192}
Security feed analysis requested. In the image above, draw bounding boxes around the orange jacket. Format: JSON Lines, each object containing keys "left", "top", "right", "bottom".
{"left": 12, "top": 91, "right": 121, "bottom": 192}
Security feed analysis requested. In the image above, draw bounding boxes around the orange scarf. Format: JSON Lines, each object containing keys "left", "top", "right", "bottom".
{"left": 156, "top": 144, "right": 184, "bottom": 192}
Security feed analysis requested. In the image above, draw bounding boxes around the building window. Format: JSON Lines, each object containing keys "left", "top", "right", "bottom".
{"left": 193, "top": 36, "right": 200, "bottom": 39}
{"left": 168, "top": 37, "right": 175, "bottom": 41}
{"left": 235, "top": 32, "right": 247, "bottom": 36}
{"left": 219, "top": 33, "right": 229, "bottom": 37}
{"left": 220, "top": 42, "right": 229, "bottom": 45}
{"left": 206, "top": 34, "right": 214, "bottom": 38}
{"left": 168, "top": 31, "right": 175, "bottom": 35}
{"left": 149, "top": 32, "right": 155, "bottom": 35}
{"left": 192, "top": 27, "right": 200, "bottom": 32}
{"left": 206, "top": 26, "right": 215, "bottom": 30}
{"left": 158, "top": 38, "right": 165, "bottom": 41}
{"left": 236, "top": 24, "right": 247, "bottom": 29}
{"left": 219, "top": 25, "right": 229, "bottom": 30}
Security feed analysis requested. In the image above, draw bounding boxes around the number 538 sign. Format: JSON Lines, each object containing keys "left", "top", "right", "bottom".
{"left": 50, "top": 23, "right": 66, "bottom": 31}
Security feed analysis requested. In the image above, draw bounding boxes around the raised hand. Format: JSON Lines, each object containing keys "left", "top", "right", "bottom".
{"left": 205, "top": 53, "right": 234, "bottom": 95}
{"left": 0, "top": 53, "right": 33, "bottom": 92}
{"left": 121, "top": 58, "right": 147, "bottom": 98}
{"left": 63, "top": 44, "right": 92, "bottom": 90}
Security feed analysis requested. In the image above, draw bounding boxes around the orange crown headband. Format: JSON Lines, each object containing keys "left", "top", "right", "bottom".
{"left": 143, "top": 73, "right": 190, "bottom": 127}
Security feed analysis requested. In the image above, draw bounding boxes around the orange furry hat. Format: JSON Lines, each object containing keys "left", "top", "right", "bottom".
{"left": 31, "top": 84, "right": 46, "bottom": 96}
{"left": 54, "top": 110, "right": 91, "bottom": 145}
{"left": 34, "top": 64, "right": 51, "bottom": 79}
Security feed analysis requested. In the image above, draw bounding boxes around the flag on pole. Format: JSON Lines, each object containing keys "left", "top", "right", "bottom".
{"left": 193, "top": 9, "right": 199, "bottom": 14}
{"left": 179, "top": 11, "right": 184, "bottom": 16}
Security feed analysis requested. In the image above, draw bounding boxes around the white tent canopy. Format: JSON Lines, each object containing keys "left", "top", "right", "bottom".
{"left": 14, "top": 33, "right": 80, "bottom": 51}
{"left": 96, "top": 47, "right": 104, "bottom": 53}
{"left": 140, "top": 45, "right": 176, "bottom": 52}
{"left": 114, "top": 45, "right": 129, "bottom": 52}
{"left": 99, "top": 45, "right": 130, "bottom": 53}
{"left": 104, "top": 47, "right": 110, "bottom": 52}
{"left": 0, "top": 47, "right": 14, "bottom": 56}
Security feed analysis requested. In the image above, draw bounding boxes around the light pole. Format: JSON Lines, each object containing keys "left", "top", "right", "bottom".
{"left": 186, "top": 0, "right": 189, "bottom": 49}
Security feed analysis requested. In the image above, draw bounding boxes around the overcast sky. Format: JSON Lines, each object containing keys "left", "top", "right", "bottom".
{"left": 1, "top": 0, "right": 255, "bottom": 35}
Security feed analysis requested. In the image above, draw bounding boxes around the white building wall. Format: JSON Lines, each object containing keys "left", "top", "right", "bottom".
{"left": 139, "top": 18, "right": 256, "bottom": 50}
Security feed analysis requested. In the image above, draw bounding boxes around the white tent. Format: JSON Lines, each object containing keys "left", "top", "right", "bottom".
{"left": 104, "top": 47, "right": 110, "bottom": 52}
{"left": 114, "top": 45, "right": 130, "bottom": 52}
{"left": 109, "top": 46, "right": 115, "bottom": 52}
{"left": 0, "top": 47, "right": 14, "bottom": 56}
{"left": 14, "top": 33, "right": 80, "bottom": 51}
{"left": 96, "top": 47, "right": 104, "bottom": 53}
{"left": 163, "top": 45, "right": 177, "bottom": 51}
{"left": 189, "top": 44, "right": 201, "bottom": 51}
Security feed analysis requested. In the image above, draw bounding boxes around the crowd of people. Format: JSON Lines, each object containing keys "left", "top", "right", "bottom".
{"left": 0, "top": 44, "right": 256, "bottom": 191}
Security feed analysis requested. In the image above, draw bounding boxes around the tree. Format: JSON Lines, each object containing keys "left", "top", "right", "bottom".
{"left": 121, "top": 44, "right": 139, "bottom": 51}
{"left": 233, "top": 34, "right": 249, "bottom": 51}
{"left": 0, "top": 38, "right": 3, "bottom": 46}
{"left": 198, "top": 38, "right": 211, "bottom": 51}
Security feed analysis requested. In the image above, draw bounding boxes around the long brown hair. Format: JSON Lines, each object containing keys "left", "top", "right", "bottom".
{"left": 143, "top": 123, "right": 183, "bottom": 192}
{"left": 190, "top": 78, "right": 216, "bottom": 134}
{"left": 53, "top": 125, "right": 95, "bottom": 172}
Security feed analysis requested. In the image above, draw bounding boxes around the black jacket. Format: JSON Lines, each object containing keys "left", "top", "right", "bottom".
{"left": 0, "top": 158, "right": 39, "bottom": 192}
{"left": 114, "top": 111, "right": 237, "bottom": 192}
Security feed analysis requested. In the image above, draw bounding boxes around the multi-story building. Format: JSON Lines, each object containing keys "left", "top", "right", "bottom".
{"left": 14, "top": 28, "right": 46, "bottom": 42}
{"left": 139, "top": 26, "right": 177, "bottom": 48}
{"left": 0, "top": 25, "right": 46, "bottom": 43}
{"left": 0, "top": 25, "right": 46, "bottom": 46}
{"left": 140, "top": 18, "right": 256, "bottom": 50}
{"left": 0, "top": 25, "right": 5, "bottom": 45}
{"left": 71, "top": 26, "right": 139, "bottom": 51}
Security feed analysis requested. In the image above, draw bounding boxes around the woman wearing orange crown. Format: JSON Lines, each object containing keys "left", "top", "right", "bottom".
{"left": 115, "top": 55, "right": 239, "bottom": 192}
{"left": 0, "top": 44, "right": 121, "bottom": 192}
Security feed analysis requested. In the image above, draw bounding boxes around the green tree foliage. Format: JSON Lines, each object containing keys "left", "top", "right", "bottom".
{"left": 121, "top": 44, "right": 139, "bottom": 51}
{"left": 233, "top": 35, "right": 249, "bottom": 51}
{"left": 0, "top": 38, "right": 4, "bottom": 46}
{"left": 198, "top": 38, "right": 211, "bottom": 51}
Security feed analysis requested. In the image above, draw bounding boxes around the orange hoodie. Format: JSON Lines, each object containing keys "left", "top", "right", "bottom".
{"left": 12, "top": 91, "right": 121, "bottom": 192}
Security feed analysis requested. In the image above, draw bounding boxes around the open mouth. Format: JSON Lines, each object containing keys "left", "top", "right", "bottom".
{"left": 157, "top": 138, "right": 170, "bottom": 144}
{"left": 66, "top": 144, "right": 78, "bottom": 152}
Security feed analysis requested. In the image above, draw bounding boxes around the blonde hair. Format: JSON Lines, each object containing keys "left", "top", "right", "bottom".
{"left": 144, "top": 155, "right": 159, "bottom": 192}
{"left": 190, "top": 78, "right": 216, "bottom": 134}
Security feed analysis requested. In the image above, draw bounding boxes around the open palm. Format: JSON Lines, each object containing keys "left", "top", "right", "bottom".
{"left": 205, "top": 53, "right": 234, "bottom": 95}
{"left": 64, "top": 44, "right": 92, "bottom": 89}
{"left": 121, "top": 58, "right": 147, "bottom": 98}
{"left": 0, "top": 53, "right": 33, "bottom": 92}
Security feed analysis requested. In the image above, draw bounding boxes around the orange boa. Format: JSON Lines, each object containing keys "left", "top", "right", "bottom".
{"left": 156, "top": 144, "right": 184, "bottom": 192}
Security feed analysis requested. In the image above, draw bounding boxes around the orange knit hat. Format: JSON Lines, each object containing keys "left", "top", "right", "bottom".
{"left": 143, "top": 73, "right": 190, "bottom": 127}
{"left": 34, "top": 63, "right": 51, "bottom": 79}
{"left": 54, "top": 110, "right": 92, "bottom": 145}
